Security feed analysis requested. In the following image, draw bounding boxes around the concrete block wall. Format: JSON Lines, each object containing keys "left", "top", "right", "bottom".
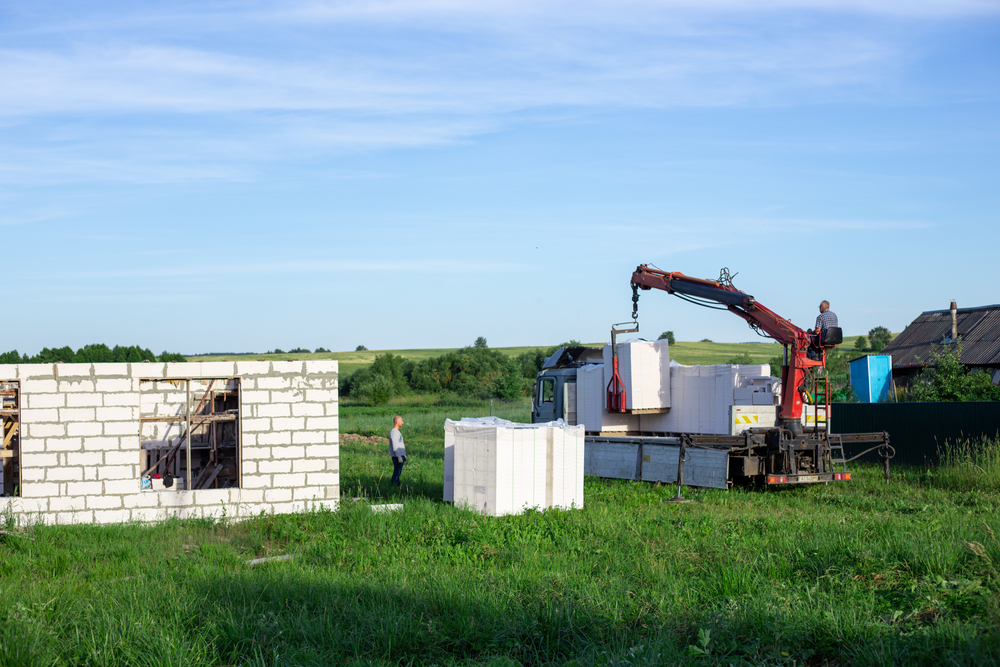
{"left": 0, "top": 360, "right": 338, "bottom": 525}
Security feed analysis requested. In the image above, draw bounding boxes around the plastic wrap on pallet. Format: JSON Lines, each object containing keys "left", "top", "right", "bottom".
{"left": 444, "top": 417, "right": 584, "bottom": 516}
{"left": 601, "top": 339, "right": 670, "bottom": 410}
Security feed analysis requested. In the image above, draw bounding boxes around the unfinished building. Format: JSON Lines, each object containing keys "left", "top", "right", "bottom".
{"left": 0, "top": 360, "right": 338, "bottom": 525}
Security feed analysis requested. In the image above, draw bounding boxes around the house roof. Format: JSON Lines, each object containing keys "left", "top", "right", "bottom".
{"left": 882, "top": 304, "right": 1000, "bottom": 368}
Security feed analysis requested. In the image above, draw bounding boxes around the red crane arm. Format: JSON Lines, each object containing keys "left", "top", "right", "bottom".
{"left": 629, "top": 265, "right": 825, "bottom": 423}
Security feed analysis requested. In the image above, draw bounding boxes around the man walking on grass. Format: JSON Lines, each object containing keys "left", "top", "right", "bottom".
{"left": 388, "top": 415, "right": 406, "bottom": 487}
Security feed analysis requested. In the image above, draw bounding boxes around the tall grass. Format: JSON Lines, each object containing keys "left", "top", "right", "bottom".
{"left": 937, "top": 436, "right": 1000, "bottom": 492}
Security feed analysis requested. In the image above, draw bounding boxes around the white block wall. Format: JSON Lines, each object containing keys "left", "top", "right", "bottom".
{"left": 0, "top": 360, "right": 338, "bottom": 525}
{"left": 601, "top": 340, "right": 671, "bottom": 410}
{"left": 575, "top": 364, "right": 638, "bottom": 433}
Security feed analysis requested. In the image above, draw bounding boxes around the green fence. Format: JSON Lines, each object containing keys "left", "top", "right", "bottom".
{"left": 831, "top": 401, "right": 1000, "bottom": 466}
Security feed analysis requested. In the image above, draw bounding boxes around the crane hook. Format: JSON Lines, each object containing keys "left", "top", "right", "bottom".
{"left": 631, "top": 284, "right": 640, "bottom": 320}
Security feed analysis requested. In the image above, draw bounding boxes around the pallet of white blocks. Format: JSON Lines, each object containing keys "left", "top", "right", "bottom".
{"left": 601, "top": 338, "right": 671, "bottom": 411}
{"left": 575, "top": 364, "right": 638, "bottom": 434}
{"left": 444, "top": 417, "right": 584, "bottom": 516}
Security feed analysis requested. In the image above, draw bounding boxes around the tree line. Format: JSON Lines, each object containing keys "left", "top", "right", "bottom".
{"left": 342, "top": 337, "right": 567, "bottom": 405}
{"left": 0, "top": 344, "right": 186, "bottom": 364}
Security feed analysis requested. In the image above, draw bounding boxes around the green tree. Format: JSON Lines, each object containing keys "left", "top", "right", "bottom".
{"left": 493, "top": 357, "right": 525, "bottom": 400}
{"left": 868, "top": 326, "right": 891, "bottom": 353}
{"left": 854, "top": 335, "right": 868, "bottom": 351}
{"left": 658, "top": 331, "right": 676, "bottom": 344}
{"left": 355, "top": 345, "right": 367, "bottom": 351}
{"left": 474, "top": 337, "right": 488, "bottom": 348}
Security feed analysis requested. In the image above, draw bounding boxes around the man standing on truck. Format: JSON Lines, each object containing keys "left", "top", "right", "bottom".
{"left": 388, "top": 415, "right": 406, "bottom": 487}
{"left": 808, "top": 300, "right": 839, "bottom": 359}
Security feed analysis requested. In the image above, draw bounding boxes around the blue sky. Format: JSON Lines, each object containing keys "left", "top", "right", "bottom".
{"left": 3, "top": 0, "right": 999, "bottom": 355}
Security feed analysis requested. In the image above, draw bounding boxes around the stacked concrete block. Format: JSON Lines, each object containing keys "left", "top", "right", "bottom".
{"left": 446, "top": 418, "right": 584, "bottom": 516}
{"left": 0, "top": 360, "right": 338, "bottom": 526}
{"left": 575, "top": 364, "right": 638, "bottom": 434}
{"left": 601, "top": 339, "right": 670, "bottom": 410}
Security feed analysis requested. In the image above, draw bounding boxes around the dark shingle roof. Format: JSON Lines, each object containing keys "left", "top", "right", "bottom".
{"left": 882, "top": 304, "right": 1000, "bottom": 368}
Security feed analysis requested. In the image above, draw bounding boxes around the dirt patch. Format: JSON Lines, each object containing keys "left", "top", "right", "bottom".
{"left": 340, "top": 433, "right": 389, "bottom": 447}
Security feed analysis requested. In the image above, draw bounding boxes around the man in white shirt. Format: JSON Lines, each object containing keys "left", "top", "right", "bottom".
{"left": 388, "top": 415, "right": 406, "bottom": 487}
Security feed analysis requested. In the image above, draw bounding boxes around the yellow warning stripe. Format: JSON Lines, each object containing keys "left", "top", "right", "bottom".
{"left": 735, "top": 415, "right": 760, "bottom": 424}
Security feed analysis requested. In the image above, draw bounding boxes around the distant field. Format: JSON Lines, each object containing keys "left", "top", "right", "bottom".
{"left": 187, "top": 334, "right": 885, "bottom": 378}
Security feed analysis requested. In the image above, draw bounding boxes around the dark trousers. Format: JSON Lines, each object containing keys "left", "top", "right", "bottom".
{"left": 390, "top": 456, "right": 405, "bottom": 485}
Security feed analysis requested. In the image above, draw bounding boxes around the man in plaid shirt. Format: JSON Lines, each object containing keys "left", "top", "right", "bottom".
{"left": 807, "top": 301, "right": 838, "bottom": 360}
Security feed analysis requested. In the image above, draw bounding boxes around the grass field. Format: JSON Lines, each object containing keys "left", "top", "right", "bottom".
{"left": 187, "top": 334, "right": 883, "bottom": 378}
{"left": 2, "top": 396, "right": 997, "bottom": 666}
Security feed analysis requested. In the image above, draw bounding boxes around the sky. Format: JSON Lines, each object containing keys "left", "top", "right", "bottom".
{"left": 2, "top": 0, "right": 999, "bottom": 355}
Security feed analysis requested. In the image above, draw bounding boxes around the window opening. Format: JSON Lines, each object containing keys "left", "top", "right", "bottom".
{"left": 139, "top": 378, "right": 240, "bottom": 491}
{"left": 1, "top": 381, "right": 19, "bottom": 497}
{"left": 540, "top": 378, "right": 555, "bottom": 403}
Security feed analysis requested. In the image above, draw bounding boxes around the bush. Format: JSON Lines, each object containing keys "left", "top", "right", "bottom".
{"left": 854, "top": 335, "right": 868, "bottom": 351}
{"left": 658, "top": 331, "right": 676, "bottom": 344}
{"left": 493, "top": 358, "right": 525, "bottom": 400}
{"left": 727, "top": 352, "right": 755, "bottom": 364}
{"left": 699, "top": 338, "right": 713, "bottom": 343}
{"left": 354, "top": 374, "right": 396, "bottom": 406}
{"left": 315, "top": 347, "right": 330, "bottom": 353}
{"left": 906, "top": 343, "right": 1000, "bottom": 402}
{"left": 355, "top": 345, "right": 367, "bottom": 351}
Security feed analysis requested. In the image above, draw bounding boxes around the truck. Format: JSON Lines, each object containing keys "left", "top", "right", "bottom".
{"left": 531, "top": 266, "right": 892, "bottom": 492}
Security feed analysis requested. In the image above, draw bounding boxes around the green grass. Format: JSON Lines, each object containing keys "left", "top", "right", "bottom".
{"left": 4, "top": 397, "right": 994, "bottom": 667}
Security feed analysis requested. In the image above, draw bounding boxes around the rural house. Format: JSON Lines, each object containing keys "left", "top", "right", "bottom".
{"left": 881, "top": 302, "right": 1000, "bottom": 386}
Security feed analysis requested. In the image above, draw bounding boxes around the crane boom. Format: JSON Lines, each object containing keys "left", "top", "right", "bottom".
{"left": 629, "top": 265, "right": 833, "bottom": 423}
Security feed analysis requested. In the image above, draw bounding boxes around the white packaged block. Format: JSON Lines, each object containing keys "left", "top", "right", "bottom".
{"left": 576, "top": 364, "right": 637, "bottom": 433}
{"left": 601, "top": 339, "right": 670, "bottom": 410}
{"left": 445, "top": 418, "right": 584, "bottom": 516}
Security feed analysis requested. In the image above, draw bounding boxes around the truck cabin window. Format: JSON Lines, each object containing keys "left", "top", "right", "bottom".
{"left": 540, "top": 379, "right": 555, "bottom": 403}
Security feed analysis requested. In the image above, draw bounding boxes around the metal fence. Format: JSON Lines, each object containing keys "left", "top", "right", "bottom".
{"left": 830, "top": 401, "right": 1000, "bottom": 466}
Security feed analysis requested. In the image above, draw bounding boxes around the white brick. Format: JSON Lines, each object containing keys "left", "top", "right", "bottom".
{"left": 291, "top": 403, "right": 324, "bottom": 417}
{"left": 45, "top": 436, "right": 81, "bottom": 451}
{"left": 22, "top": 379, "right": 58, "bottom": 393}
{"left": 304, "top": 360, "right": 338, "bottom": 374}
{"left": 272, "top": 417, "right": 305, "bottom": 431}
{"left": 21, "top": 452, "right": 58, "bottom": 468}
{"left": 324, "top": 487, "right": 340, "bottom": 501}
{"left": 58, "top": 380, "right": 96, "bottom": 393}
{"left": 67, "top": 452, "right": 103, "bottom": 467}
{"left": 307, "top": 472, "right": 338, "bottom": 486}
{"left": 30, "top": 423, "right": 66, "bottom": 438}
{"left": 103, "top": 393, "right": 140, "bottom": 407}
{"left": 291, "top": 430, "right": 326, "bottom": 445}
{"left": 241, "top": 390, "right": 270, "bottom": 403}
{"left": 271, "top": 445, "right": 305, "bottom": 459}
{"left": 256, "top": 376, "right": 290, "bottom": 389}
{"left": 234, "top": 488, "right": 265, "bottom": 504}
{"left": 47, "top": 467, "right": 84, "bottom": 482}
{"left": 82, "top": 436, "right": 122, "bottom": 450}
{"left": 270, "top": 361, "right": 302, "bottom": 374}
{"left": 96, "top": 407, "right": 136, "bottom": 421}
{"left": 325, "top": 403, "right": 339, "bottom": 417}
{"left": 68, "top": 422, "right": 103, "bottom": 437}
{"left": 256, "top": 403, "right": 291, "bottom": 418}
{"left": 130, "top": 507, "right": 163, "bottom": 522}
{"left": 272, "top": 472, "right": 306, "bottom": 487}
{"left": 293, "top": 486, "right": 324, "bottom": 500}
{"left": 49, "top": 496, "right": 87, "bottom": 512}
{"left": 306, "top": 389, "right": 337, "bottom": 402}
{"left": 107, "top": 479, "right": 142, "bottom": 495}
{"left": 120, "top": 435, "right": 139, "bottom": 449}
{"left": 306, "top": 417, "right": 338, "bottom": 430}
{"left": 164, "top": 364, "right": 199, "bottom": 379}
{"left": 66, "top": 393, "right": 103, "bottom": 407}
{"left": 269, "top": 390, "right": 300, "bottom": 403}
{"left": 104, "top": 450, "right": 136, "bottom": 465}
{"left": 54, "top": 363, "right": 92, "bottom": 378}
{"left": 264, "top": 487, "right": 293, "bottom": 502}
{"left": 21, "top": 407, "right": 59, "bottom": 422}
{"left": 105, "top": 421, "right": 138, "bottom": 436}
{"left": 305, "top": 444, "right": 338, "bottom": 458}
{"left": 292, "top": 459, "right": 326, "bottom": 473}
{"left": 56, "top": 510, "right": 94, "bottom": 524}
{"left": 196, "top": 362, "right": 236, "bottom": 377}
{"left": 21, "top": 467, "right": 46, "bottom": 482}
{"left": 60, "top": 407, "right": 96, "bottom": 421}
{"left": 67, "top": 481, "right": 103, "bottom": 495}
{"left": 242, "top": 475, "right": 270, "bottom": 489}
{"left": 241, "top": 418, "right": 271, "bottom": 432}
{"left": 27, "top": 393, "right": 65, "bottom": 409}
{"left": 258, "top": 459, "right": 292, "bottom": 473}
{"left": 242, "top": 461, "right": 257, "bottom": 474}
{"left": 258, "top": 431, "right": 291, "bottom": 446}
{"left": 243, "top": 447, "right": 271, "bottom": 460}
{"left": 98, "top": 465, "right": 133, "bottom": 480}
{"left": 236, "top": 361, "right": 270, "bottom": 375}
{"left": 0, "top": 364, "right": 17, "bottom": 379}
{"left": 325, "top": 430, "right": 340, "bottom": 443}
{"left": 94, "top": 378, "right": 132, "bottom": 392}
{"left": 22, "top": 482, "right": 60, "bottom": 497}
{"left": 93, "top": 509, "right": 130, "bottom": 523}
{"left": 87, "top": 495, "right": 123, "bottom": 509}
{"left": 91, "top": 363, "right": 130, "bottom": 377}
{"left": 134, "top": 362, "right": 167, "bottom": 379}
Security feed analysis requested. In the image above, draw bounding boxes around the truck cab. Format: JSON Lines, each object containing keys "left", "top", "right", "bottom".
{"left": 530, "top": 346, "right": 603, "bottom": 424}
